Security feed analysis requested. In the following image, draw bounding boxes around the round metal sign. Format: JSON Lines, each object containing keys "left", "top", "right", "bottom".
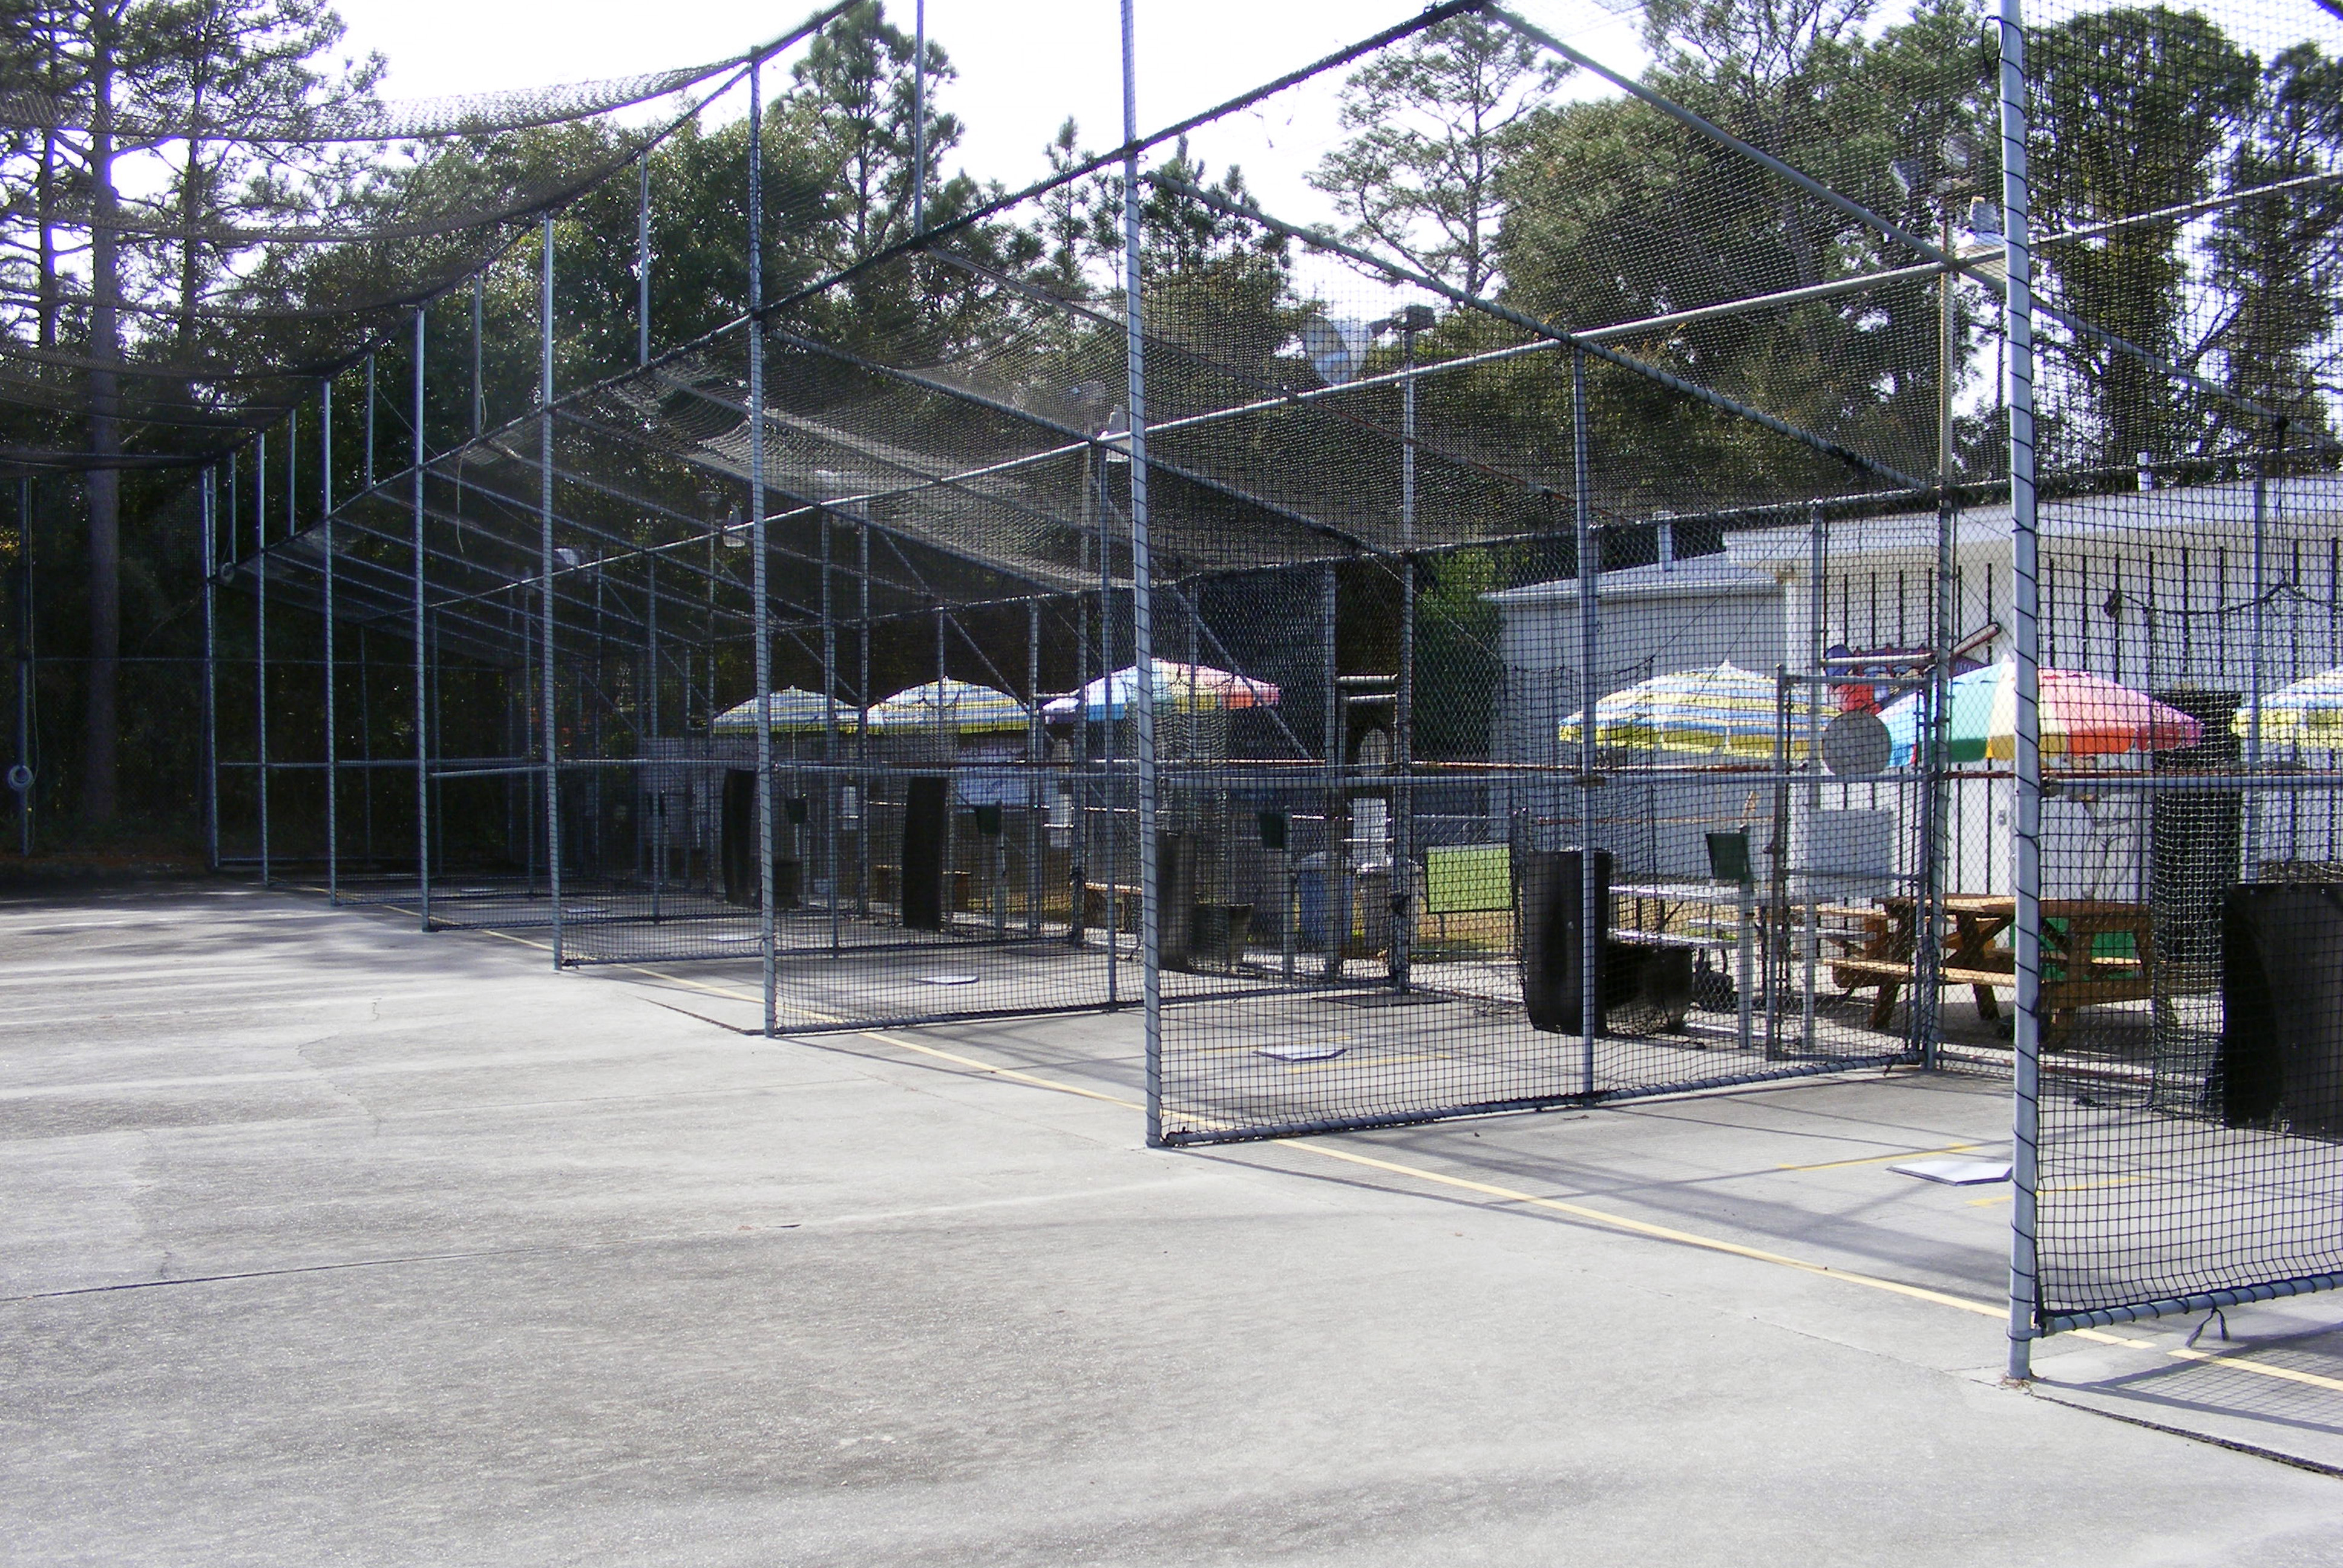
{"left": 1821, "top": 710, "right": 1893, "bottom": 777}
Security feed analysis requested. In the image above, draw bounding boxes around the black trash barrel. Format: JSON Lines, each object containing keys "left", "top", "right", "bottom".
{"left": 2220, "top": 883, "right": 2343, "bottom": 1137}
{"left": 1516, "top": 848, "right": 1611, "bottom": 1034}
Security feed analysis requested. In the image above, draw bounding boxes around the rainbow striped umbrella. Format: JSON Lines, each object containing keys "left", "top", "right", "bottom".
{"left": 1559, "top": 661, "right": 1810, "bottom": 759}
{"left": 1879, "top": 659, "right": 2201, "bottom": 763}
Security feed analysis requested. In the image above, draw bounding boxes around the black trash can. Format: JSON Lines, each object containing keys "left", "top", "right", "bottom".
{"left": 1516, "top": 848, "right": 1611, "bottom": 1034}
{"left": 901, "top": 776, "right": 949, "bottom": 930}
{"left": 2219, "top": 883, "right": 2343, "bottom": 1137}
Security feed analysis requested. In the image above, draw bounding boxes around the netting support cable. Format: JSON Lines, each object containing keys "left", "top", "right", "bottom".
{"left": 1573, "top": 347, "right": 1599, "bottom": 1097}
{"left": 1150, "top": 175, "right": 1924, "bottom": 492}
{"left": 323, "top": 379, "right": 338, "bottom": 907}
{"left": 1122, "top": 0, "right": 1163, "bottom": 1148}
{"left": 1997, "top": 0, "right": 2043, "bottom": 1382}
{"left": 750, "top": 51, "right": 777, "bottom": 1037}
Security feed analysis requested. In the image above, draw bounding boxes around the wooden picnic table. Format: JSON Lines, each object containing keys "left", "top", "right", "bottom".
{"left": 1828, "top": 895, "right": 2157, "bottom": 1040}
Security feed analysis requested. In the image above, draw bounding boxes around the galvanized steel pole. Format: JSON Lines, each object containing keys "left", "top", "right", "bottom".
{"left": 323, "top": 381, "right": 338, "bottom": 904}
{"left": 1999, "top": 0, "right": 2043, "bottom": 1382}
{"left": 200, "top": 469, "right": 215, "bottom": 868}
{"left": 1392, "top": 322, "right": 1416, "bottom": 994}
{"left": 750, "top": 53, "right": 777, "bottom": 1034}
{"left": 541, "top": 216, "right": 563, "bottom": 968}
{"left": 638, "top": 151, "right": 653, "bottom": 367}
{"left": 911, "top": 0, "right": 927, "bottom": 237}
{"left": 823, "top": 511, "right": 841, "bottom": 955}
{"left": 256, "top": 428, "right": 269, "bottom": 888}
{"left": 413, "top": 309, "right": 431, "bottom": 929}
{"left": 1122, "top": 0, "right": 1164, "bottom": 1143}
{"left": 1573, "top": 347, "right": 1599, "bottom": 1096}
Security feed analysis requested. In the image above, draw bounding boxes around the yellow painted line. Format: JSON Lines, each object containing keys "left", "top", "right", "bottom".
{"left": 1276, "top": 1139, "right": 2009, "bottom": 1320}
{"left": 1776, "top": 1143, "right": 1981, "bottom": 1172}
{"left": 2166, "top": 1345, "right": 2343, "bottom": 1394}
{"left": 341, "top": 890, "right": 2343, "bottom": 1397}
{"left": 1967, "top": 1175, "right": 2149, "bottom": 1209}
{"left": 857, "top": 1032, "right": 1149, "bottom": 1112}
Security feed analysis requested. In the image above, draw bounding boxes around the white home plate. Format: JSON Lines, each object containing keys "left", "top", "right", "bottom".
{"left": 1892, "top": 1157, "right": 2012, "bottom": 1185}
{"left": 918, "top": 973, "right": 980, "bottom": 985}
{"left": 1257, "top": 1044, "right": 1347, "bottom": 1063}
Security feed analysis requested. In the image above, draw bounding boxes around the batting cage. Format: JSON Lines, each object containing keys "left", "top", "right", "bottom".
{"left": 165, "top": 0, "right": 2343, "bottom": 1371}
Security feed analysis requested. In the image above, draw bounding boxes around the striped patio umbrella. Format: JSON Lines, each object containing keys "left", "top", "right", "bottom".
{"left": 2232, "top": 668, "right": 2343, "bottom": 747}
{"left": 1041, "top": 659, "right": 1281, "bottom": 722}
{"left": 867, "top": 678, "right": 1032, "bottom": 734}
{"left": 1879, "top": 659, "right": 2201, "bottom": 763}
{"left": 712, "top": 687, "right": 852, "bottom": 734}
{"left": 1559, "top": 661, "right": 1810, "bottom": 759}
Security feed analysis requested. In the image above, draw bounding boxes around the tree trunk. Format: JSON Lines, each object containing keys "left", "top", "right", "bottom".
{"left": 84, "top": 15, "right": 119, "bottom": 827}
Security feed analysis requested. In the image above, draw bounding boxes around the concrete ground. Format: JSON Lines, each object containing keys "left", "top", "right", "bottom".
{"left": 5, "top": 880, "right": 2342, "bottom": 1566}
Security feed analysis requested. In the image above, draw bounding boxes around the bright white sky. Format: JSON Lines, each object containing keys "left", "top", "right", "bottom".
{"left": 322, "top": 0, "right": 1654, "bottom": 317}
{"left": 327, "top": 0, "right": 1649, "bottom": 225}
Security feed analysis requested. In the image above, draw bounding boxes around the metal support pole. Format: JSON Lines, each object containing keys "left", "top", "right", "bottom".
{"left": 540, "top": 218, "right": 563, "bottom": 967}
{"left": 323, "top": 382, "right": 338, "bottom": 904}
{"left": 859, "top": 514, "right": 871, "bottom": 917}
{"left": 13, "top": 478, "right": 36, "bottom": 855}
{"left": 637, "top": 152, "right": 653, "bottom": 367}
{"left": 2248, "top": 452, "right": 2268, "bottom": 861}
{"left": 750, "top": 53, "right": 777, "bottom": 1034}
{"left": 1099, "top": 488, "right": 1118, "bottom": 995}
{"left": 257, "top": 429, "right": 270, "bottom": 887}
{"left": 364, "top": 353, "right": 376, "bottom": 491}
{"left": 1121, "top": 0, "right": 1162, "bottom": 1142}
{"left": 936, "top": 606, "right": 954, "bottom": 929}
{"left": 1805, "top": 503, "right": 1823, "bottom": 1052}
{"left": 1321, "top": 561, "right": 1341, "bottom": 983}
{"left": 1999, "top": 0, "right": 2043, "bottom": 1381}
{"left": 199, "top": 471, "right": 214, "bottom": 867}
{"left": 649, "top": 555, "right": 662, "bottom": 921}
{"left": 1393, "top": 321, "right": 1417, "bottom": 993}
{"left": 911, "top": 0, "right": 927, "bottom": 237}
{"left": 471, "top": 275, "right": 484, "bottom": 438}
{"left": 1027, "top": 598, "right": 1043, "bottom": 937}
{"left": 822, "top": 510, "right": 841, "bottom": 955}
{"left": 413, "top": 309, "right": 430, "bottom": 929}
{"left": 1572, "top": 348, "right": 1599, "bottom": 1095}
